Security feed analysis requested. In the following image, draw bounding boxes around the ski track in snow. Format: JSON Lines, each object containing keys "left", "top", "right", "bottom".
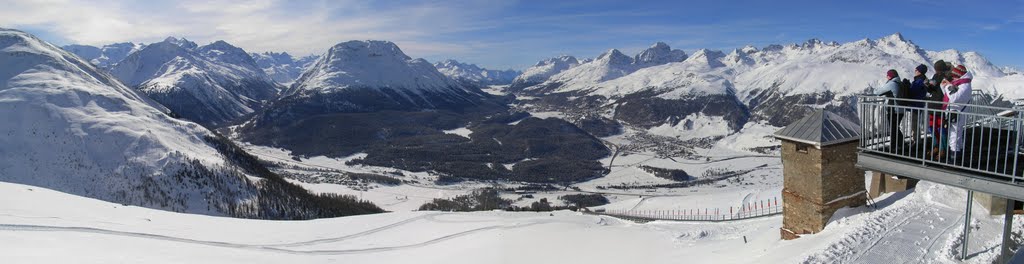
{"left": 0, "top": 214, "right": 583, "bottom": 255}
{"left": 628, "top": 197, "right": 650, "bottom": 211}
{"left": 915, "top": 217, "right": 964, "bottom": 264}
{"left": 801, "top": 189, "right": 970, "bottom": 264}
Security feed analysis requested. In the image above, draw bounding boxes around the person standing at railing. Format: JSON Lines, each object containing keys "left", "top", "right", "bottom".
{"left": 944, "top": 65, "right": 973, "bottom": 164}
{"left": 876, "top": 69, "right": 905, "bottom": 151}
{"left": 909, "top": 64, "right": 929, "bottom": 145}
{"left": 926, "top": 60, "right": 951, "bottom": 160}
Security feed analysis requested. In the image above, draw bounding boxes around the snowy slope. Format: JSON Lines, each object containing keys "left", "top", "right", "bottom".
{"left": 1, "top": 178, "right": 1019, "bottom": 263}
{"left": 0, "top": 28, "right": 253, "bottom": 215}
{"left": 62, "top": 42, "right": 145, "bottom": 68}
{"left": 539, "top": 49, "right": 637, "bottom": 92}
{"left": 250, "top": 51, "right": 319, "bottom": 85}
{"left": 434, "top": 59, "right": 520, "bottom": 86}
{"left": 1, "top": 28, "right": 381, "bottom": 218}
{"left": 110, "top": 37, "right": 280, "bottom": 127}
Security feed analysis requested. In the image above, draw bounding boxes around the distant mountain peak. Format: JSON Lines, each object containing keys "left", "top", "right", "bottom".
{"left": 434, "top": 59, "right": 520, "bottom": 86}
{"left": 162, "top": 36, "right": 198, "bottom": 49}
{"left": 288, "top": 40, "right": 466, "bottom": 96}
{"left": 684, "top": 49, "right": 727, "bottom": 68}
{"left": 110, "top": 38, "right": 278, "bottom": 126}
{"left": 331, "top": 40, "right": 411, "bottom": 60}
{"left": 596, "top": 49, "right": 632, "bottom": 65}
{"left": 511, "top": 55, "right": 582, "bottom": 90}
{"left": 881, "top": 32, "right": 907, "bottom": 42}
{"left": 250, "top": 51, "right": 319, "bottom": 84}
{"left": 741, "top": 45, "right": 759, "bottom": 53}
{"left": 536, "top": 55, "right": 580, "bottom": 66}
{"left": 635, "top": 42, "right": 687, "bottom": 66}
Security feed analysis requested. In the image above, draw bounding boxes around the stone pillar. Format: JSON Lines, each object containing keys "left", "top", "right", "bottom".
{"left": 780, "top": 140, "right": 867, "bottom": 240}
{"left": 868, "top": 172, "right": 919, "bottom": 199}
{"left": 974, "top": 192, "right": 1010, "bottom": 215}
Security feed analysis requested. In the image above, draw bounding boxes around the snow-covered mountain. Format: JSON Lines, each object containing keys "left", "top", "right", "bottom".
{"left": 250, "top": 51, "right": 319, "bottom": 85}
{"left": 286, "top": 40, "right": 473, "bottom": 94}
{"left": 238, "top": 40, "right": 506, "bottom": 157}
{"left": 516, "top": 33, "right": 1020, "bottom": 137}
{"left": 633, "top": 42, "right": 689, "bottom": 67}
{"left": 733, "top": 33, "right": 1014, "bottom": 126}
{"left": 509, "top": 55, "right": 581, "bottom": 91}
{"left": 0, "top": 28, "right": 379, "bottom": 218}
{"left": 433, "top": 59, "right": 520, "bottom": 86}
{"left": 62, "top": 42, "right": 145, "bottom": 68}
{"left": 110, "top": 37, "right": 280, "bottom": 127}
{"left": 528, "top": 42, "right": 688, "bottom": 95}
{"left": 266, "top": 40, "right": 485, "bottom": 115}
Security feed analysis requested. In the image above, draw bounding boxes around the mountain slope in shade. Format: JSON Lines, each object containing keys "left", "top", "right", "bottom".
{"left": 62, "top": 42, "right": 145, "bottom": 68}
{"left": 434, "top": 59, "right": 521, "bottom": 86}
{"left": 109, "top": 37, "right": 280, "bottom": 127}
{"left": 0, "top": 28, "right": 381, "bottom": 218}
{"left": 250, "top": 51, "right": 319, "bottom": 85}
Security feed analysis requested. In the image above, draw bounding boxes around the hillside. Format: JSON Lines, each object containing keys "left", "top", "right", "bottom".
{"left": 0, "top": 28, "right": 381, "bottom": 219}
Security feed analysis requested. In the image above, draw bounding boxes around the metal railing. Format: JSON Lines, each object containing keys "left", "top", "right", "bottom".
{"left": 588, "top": 197, "right": 781, "bottom": 222}
{"left": 858, "top": 94, "right": 1024, "bottom": 183}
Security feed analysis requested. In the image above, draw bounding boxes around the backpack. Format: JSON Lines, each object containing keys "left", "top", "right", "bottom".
{"left": 895, "top": 78, "right": 913, "bottom": 106}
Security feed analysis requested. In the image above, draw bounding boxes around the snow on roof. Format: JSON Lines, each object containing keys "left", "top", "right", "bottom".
{"left": 774, "top": 110, "right": 861, "bottom": 147}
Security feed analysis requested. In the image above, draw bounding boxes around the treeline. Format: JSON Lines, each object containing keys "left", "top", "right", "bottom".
{"left": 417, "top": 189, "right": 610, "bottom": 212}
{"left": 348, "top": 173, "right": 402, "bottom": 185}
{"left": 559, "top": 193, "right": 610, "bottom": 207}
{"left": 639, "top": 165, "right": 692, "bottom": 181}
{"left": 599, "top": 166, "right": 763, "bottom": 190}
{"left": 418, "top": 188, "right": 512, "bottom": 211}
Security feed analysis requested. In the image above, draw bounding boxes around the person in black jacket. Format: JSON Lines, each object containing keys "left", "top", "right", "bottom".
{"left": 926, "top": 60, "right": 950, "bottom": 159}
{"left": 908, "top": 64, "right": 928, "bottom": 145}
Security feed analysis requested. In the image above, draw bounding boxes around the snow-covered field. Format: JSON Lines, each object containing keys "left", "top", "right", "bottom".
{"left": 2, "top": 178, "right": 1020, "bottom": 263}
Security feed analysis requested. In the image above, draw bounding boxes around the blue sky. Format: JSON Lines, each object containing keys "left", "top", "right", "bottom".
{"left": 2, "top": 0, "right": 1022, "bottom": 70}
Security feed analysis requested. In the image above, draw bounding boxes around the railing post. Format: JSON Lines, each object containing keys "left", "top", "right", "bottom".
{"left": 962, "top": 190, "right": 974, "bottom": 261}
{"left": 1001, "top": 199, "right": 1014, "bottom": 262}
{"left": 1014, "top": 117, "right": 1021, "bottom": 184}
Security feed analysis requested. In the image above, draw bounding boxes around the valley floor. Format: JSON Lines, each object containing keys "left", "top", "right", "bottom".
{"left": 234, "top": 120, "right": 786, "bottom": 213}
{"left": 1, "top": 179, "right": 1020, "bottom": 263}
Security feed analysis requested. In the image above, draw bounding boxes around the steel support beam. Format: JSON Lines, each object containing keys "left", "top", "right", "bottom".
{"left": 857, "top": 154, "right": 1024, "bottom": 201}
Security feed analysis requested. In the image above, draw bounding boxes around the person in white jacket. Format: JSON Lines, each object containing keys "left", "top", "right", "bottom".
{"left": 942, "top": 65, "right": 972, "bottom": 163}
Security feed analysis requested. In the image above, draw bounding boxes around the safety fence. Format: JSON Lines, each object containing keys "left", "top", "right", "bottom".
{"left": 588, "top": 197, "right": 781, "bottom": 222}
{"left": 858, "top": 95, "right": 1024, "bottom": 183}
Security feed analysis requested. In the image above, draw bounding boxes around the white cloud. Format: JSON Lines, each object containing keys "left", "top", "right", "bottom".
{"left": 0, "top": 0, "right": 504, "bottom": 58}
